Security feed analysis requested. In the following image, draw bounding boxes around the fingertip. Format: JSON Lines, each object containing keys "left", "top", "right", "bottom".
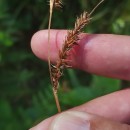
{"left": 31, "top": 30, "right": 48, "bottom": 60}
{"left": 29, "top": 117, "right": 55, "bottom": 130}
{"left": 31, "top": 29, "right": 67, "bottom": 62}
{"left": 29, "top": 110, "right": 130, "bottom": 130}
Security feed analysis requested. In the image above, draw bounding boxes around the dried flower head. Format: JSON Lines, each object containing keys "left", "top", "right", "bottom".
{"left": 54, "top": 0, "right": 62, "bottom": 8}
{"left": 48, "top": 0, "right": 104, "bottom": 112}
{"left": 51, "top": 12, "right": 91, "bottom": 92}
{"left": 48, "top": 0, "right": 63, "bottom": 112}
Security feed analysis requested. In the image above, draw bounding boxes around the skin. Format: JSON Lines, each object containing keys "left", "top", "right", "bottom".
{"left": 30, "top": 30, "right": 130, "bottom": 130}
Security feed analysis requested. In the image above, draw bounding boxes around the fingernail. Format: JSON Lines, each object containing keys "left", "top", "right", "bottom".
{"left": 49, "top": 111, "right": 91, "bottom": 130}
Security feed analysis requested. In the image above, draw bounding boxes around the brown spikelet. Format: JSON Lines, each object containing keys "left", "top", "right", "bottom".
{"left": 48, "top": 0, "right": 63, "bottom": 113}
{"left": 48, "top": 0, "right": 104, "bottom": 113}
{"left": 54, "top": 0, "right": 62, "bottom": 8}
{"left": 51, "top": 12, "right": 91, "bottom": 92}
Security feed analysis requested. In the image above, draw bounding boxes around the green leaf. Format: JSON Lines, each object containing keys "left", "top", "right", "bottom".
{"left": 0, "top": 32, "right": 14, "bottom": 47}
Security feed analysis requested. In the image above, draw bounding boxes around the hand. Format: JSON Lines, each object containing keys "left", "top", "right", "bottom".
{"left": 30, "top": 30, "right": 130, "bottom": 130}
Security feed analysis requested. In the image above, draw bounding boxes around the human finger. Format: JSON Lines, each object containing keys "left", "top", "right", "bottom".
{"left": 29, "top": 89, "right": 130, "bottom": 130}
{"left": 31, "top": 30, "right": 130, "bottom": 80}
{"left": 30, "top": 111, "right": 130, "bottom": 130}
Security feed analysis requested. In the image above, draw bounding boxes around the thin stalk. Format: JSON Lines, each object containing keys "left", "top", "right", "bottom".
{"left": 89, "top": 0, "right": 104, "bottom": 16}
{"left": 53, "top": 88, "right": 61, "bottom": 112}
{"left": 48, "top": 0, "right": 61, "bottom": 113}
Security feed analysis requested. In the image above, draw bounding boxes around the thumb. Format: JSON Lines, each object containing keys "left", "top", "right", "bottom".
{"left": 48, "top": 111, "right": 130, "bottom": 130}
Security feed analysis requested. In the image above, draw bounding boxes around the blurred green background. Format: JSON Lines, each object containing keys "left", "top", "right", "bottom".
{"left": 0, "top": 0, "right": 130, "bottom": 129}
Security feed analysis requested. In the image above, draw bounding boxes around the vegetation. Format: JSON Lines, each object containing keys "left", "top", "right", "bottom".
{"left": 0, "top": 0, "right": 130, "bottom": 129}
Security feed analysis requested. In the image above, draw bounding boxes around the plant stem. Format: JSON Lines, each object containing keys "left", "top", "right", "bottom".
{"left": 89, "top": 0, "right": 104, "bottom": 16}
{"left": 48, "top": 1, "right": 53, "bottom": 87}
{"left": 53, "top": 88, "right": 61, "bottom": 113}
{"left": 48, "top": 0, "right": 61, "bottom": 113}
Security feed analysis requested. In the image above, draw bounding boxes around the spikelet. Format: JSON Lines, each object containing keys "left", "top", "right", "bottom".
{"left": 51, "top": 12, "right": 91, "bottom": 92}
{"left": 54, "top": 0, "right": 62, "bottom": 8}
{"left": 48, "top": 0, "right": 104, "bottom": 113}
{"left": 48, "top": 0, "right": 63, "bottom": 113}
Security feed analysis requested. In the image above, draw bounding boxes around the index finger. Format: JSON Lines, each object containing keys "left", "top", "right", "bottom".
{"left": 31, "top": 30, "right": 130, "bottom": 80}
